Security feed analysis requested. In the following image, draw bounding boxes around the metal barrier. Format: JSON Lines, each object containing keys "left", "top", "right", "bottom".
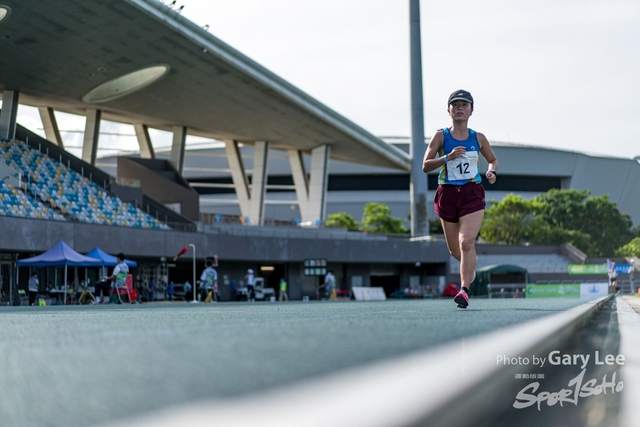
{"left": 487, "top": 283, "right": 527, "bottom": 299}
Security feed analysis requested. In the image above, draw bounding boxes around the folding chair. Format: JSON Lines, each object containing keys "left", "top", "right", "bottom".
{"left": 77, "top": 288, "right": 95, "bottom": 304}
{"left": 110, "top": 282, "right": 131, "bottom": 303}
{"left": 110, "top": 280, "right": 136, "bottom": 303}
{"left": 18, "top": 289, "right": 29, "bottom": 305}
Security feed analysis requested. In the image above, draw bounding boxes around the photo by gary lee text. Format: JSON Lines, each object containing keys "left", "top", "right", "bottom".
{"left": 497, "top": 350, "right": 625, "bottom": 370}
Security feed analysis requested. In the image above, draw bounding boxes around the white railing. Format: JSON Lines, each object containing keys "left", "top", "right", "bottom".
{"left": 487, "top": 283, "right": 527, "bottom": 299}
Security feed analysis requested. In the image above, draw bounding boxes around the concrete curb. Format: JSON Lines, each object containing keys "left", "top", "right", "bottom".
{"left": 616, "top": 297, "right": 640, "bottom": 427}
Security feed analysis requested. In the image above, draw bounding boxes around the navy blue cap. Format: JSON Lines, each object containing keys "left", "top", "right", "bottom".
{"left": 448, "top": 89, "right": 474, "bottom": 106}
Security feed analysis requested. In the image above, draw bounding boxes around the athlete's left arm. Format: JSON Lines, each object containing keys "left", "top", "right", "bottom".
{"left": 478, "top": 133, "right": 498, "bottom": 184}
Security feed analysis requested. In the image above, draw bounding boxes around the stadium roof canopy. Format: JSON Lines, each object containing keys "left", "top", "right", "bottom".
{"left": 0, "top": 0, "right": 410, "bottom": 171}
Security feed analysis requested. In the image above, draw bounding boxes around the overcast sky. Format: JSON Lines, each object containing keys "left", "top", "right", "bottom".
{"left": 180, "top": 0, "right": 640, "bottom": 158}
{"left": 13, "top": 0, "right": 640, "bottom": 160}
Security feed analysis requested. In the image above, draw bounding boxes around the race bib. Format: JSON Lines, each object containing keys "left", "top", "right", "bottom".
{"left": 447, "top": 151, "right": 478, "bottom": 181}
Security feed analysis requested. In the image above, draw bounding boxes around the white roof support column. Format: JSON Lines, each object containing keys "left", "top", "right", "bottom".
{"left": 288, "top": 149, "right": 309, "bottom": 221}
{"left": 308, "top": 144, "right": 330, "bottom": 225}
{"left": 134, "top": 124, "right": 155, "bottom": 159}
{"left": 170, "top": 125, "right": 187, "bottom": 174}
{"left": 224, "top": 140, "right": 251, "bottom": 220}
{"left": 82, "top": 109, "right": 101, "bottom": 165}
{"left": 0, "top": 90, "right": 19, "bottom": 141}
{"left": 249, "top": 141, "right": 269, "bottom": 226}
{"left": 38, "top": 107, "right": 64, "bottom": 148}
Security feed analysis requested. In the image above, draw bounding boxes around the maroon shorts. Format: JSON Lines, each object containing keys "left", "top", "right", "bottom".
{"left": 434, "top": 183, "right": 486, "bottom": 223}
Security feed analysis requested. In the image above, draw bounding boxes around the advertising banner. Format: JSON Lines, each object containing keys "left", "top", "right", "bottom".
{"left": 526, "top": 283, "right": 609, "bottom": 298}
{"left": 567, "top": 264, "right": 608, "bottom": 274}
{"left": 612, "top": 264, "right": 633, "bottom": 274}
{"left": 568, "top": 264, "right": 633, "bottom": 274}
{"left": 579, "top": 282, "right": 609, "bottom": 298}
{"left": 526, "top": 284, "right": 581, "bottom": 298}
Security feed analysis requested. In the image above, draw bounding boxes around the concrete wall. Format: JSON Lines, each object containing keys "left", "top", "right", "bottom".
{"left": 3, "top": 216, "right": 592, "bottom": 299}
{"left": 1, "top": 216, "right": 454, "bottom": 300}
{"left": 0, "top": 217, "right": 451, "bottom": 264}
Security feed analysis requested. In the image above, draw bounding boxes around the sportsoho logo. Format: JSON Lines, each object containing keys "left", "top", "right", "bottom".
{"left": 496, "top": 350, "right": 625, "bottom": 410}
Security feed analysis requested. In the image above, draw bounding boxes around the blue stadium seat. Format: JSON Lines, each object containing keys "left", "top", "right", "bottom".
{"left": 0, "top": 140, "right": 169, "bottom": 229}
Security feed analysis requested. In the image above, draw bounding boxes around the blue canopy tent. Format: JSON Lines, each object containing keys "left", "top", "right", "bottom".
{"left": 16, "top": 240, "right": 102, "bottom": 304}
{"left": 85, "top": 247, "right": 138, "bottom": 268}
{"left": 85, "top": 247, "right": 138, "bottom": 283}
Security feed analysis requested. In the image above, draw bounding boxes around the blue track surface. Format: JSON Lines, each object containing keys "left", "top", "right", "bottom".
{"left": 0, "top": 298, "right": 591, "bottom": 427}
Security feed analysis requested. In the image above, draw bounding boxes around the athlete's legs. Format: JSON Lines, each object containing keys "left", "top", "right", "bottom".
{"left": 458, "top": 210, "right": 484, "bottom": 288}
{"left": 440, "top": 219, "right": 461, "bottom": 261}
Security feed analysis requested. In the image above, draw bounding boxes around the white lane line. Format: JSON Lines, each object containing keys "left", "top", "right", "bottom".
{"left": 109, "top": 297, "right": 609, "bottom": 427}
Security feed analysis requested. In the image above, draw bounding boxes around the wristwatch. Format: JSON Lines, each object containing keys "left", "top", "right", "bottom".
{"left": 487, "top": 170, "right": 497, "bottom": 175}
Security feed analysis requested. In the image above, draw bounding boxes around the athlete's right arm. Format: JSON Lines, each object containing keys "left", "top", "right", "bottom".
{"left": 422, "top": 131, "right": 444, "bottom": 173}
{"left": 422, "top": 131, "right": 467, "bottom": 173}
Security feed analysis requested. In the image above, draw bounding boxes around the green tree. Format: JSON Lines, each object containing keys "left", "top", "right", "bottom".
{"left": 581, "top": 195, "right": 633, "bottom": 256}
{"left": 534, "top": 189, "right": 590, "bottom": 232}
{"left": 532, "top": 226, "right": 593, "bottom": 251}
{"left": 480, "top": 194, "right": 542, "bottom": 244}
{"left": 616, "top": 237, "right": 640, "bottom": 257}
{"left": 325, "top": 212, "right": 360, "bottom": 230}
{"left": 533, "top": 189, "right": 633, "bottom": 256}
{"left": 479, "top": 189, "right": 635, "bottom": 257}
{"left": 361, "top": 203, "right": 408, "bottom": 234}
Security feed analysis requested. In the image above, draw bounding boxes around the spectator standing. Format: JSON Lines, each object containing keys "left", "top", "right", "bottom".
{"left": 166, "top": 281, "right": 175, "bottom": 301}
{"left": 183, "top": 280, "right": 192, "bottom": 301}
{"left": 28, "top": 272, "right": 39, "bottom": 306}
{"left": 324, "top": 270, "right": 337, "bottom": 300}
{"left": 608, "top": 260, "right": 618, "bottom": 293}
{"left": 148, "top": 279, "right": 156, "bottom": 302}
{"left": 230, "top": 279, "right": 237, "bottom": 301}
{"left": 279, "top": 278, "right": 289, "bottom": 301}
{"left": 244, "top": 269, "right": 255, "bottom": 301}
{"left": 198, "top": 259, "right": 218, "bottom": 303}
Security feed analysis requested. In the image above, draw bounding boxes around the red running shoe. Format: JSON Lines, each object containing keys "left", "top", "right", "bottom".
{"left": 454, "top": 289, "right": 469, "bottom": 309}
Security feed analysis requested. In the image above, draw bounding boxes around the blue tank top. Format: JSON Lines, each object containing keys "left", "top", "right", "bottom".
{"left": 438, "top": 128, "right": 482, "bottom": 185}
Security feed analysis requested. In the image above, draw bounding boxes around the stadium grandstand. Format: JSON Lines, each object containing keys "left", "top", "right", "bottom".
{"left": 97, "top": 135, "right": 640, "bottom": 227}
{"left": 0, "top": 0, "right": 637, "bottom": 302}
{"left": 0, "top": 138, "right": 168, "bottom": 228}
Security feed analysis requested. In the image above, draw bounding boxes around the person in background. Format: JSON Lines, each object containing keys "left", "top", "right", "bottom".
{"left": 166, "top": 281, "right": 175, "bottom": 301}
{"left": 74, "top": 280, "right": 84, "bottom": 303}
{"left": 279, "top": 278, "right": 289, "bottom": 301}
{"left": 324, "top": 270, "right": 337, "bottom": 300}
{"left": 230, "top": 279, "right": 237, "bottom": 301}
{"left": 101, "top": 253, "right": 130, "bottom": 304}
{"left": 148, "top": 278, "right": 156, "bottom": 302}
{"left": 244, "top": 269, "right": 255, "bottom": 302}
{"left": 198, "top": 259, "right": 218, "bottom": 303}
{"left": 28, "top": 272, "right": 39, "bottom": 306}
{"left": 183, "top": 280, "right": 192, "bottom": 301}
{"left": 608, "top": 260, "right": 619, "bottom": 293}
{"left": 442, "top": 282, "right": 459, "bottom": 297}
{"left": 93, "top": 276, "right": 111, "bottom": 304}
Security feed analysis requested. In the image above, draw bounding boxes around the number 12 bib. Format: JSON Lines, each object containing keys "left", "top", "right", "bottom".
{"left": 447, "top": 151, "right": 478, "bottom": 181}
